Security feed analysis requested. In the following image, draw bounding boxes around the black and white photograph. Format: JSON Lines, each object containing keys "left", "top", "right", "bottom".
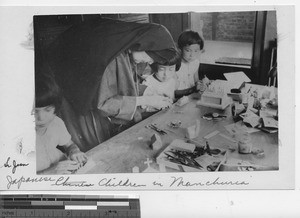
{"left": 34, "top": 11, "right": 279, "bottom": 175}
{"left": 0, "top": 2, "right": 298, "bottom": 217}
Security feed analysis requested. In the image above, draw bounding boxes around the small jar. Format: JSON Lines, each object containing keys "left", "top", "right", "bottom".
{"left": 237, "top": 133, "right": 252, "bottom": 154}
{"left": 242, "top": 93, "right": 249, "bottom": 109}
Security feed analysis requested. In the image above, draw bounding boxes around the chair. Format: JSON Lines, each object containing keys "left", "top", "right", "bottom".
{"left": 267, "top": 62, "right": 277, "bottom": 87}
{"left": 267, "top": 43, "right": 277, "bottom": 87}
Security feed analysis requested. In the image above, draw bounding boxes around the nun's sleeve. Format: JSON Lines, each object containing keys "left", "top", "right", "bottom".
{"left": 97, "top": 52, "right": 138, "bottom": 121}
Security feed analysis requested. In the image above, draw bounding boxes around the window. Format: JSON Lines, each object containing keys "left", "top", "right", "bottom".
{"left": 190, "top": 12, "right": 256, "bottom": 68}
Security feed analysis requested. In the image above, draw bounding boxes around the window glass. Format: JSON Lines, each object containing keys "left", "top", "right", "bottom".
{"left": 191, "top": 12, "right": 256, "bottom": 68}
{"left": 201, "top": 12, "right": 255, "bottom": 42}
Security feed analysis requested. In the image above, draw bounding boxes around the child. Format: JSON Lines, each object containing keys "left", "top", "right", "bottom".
{"left": 175, "top": 30, "right": 208, "bottom": 98}
{"left": 142, "top": 50, "right": 181, "bottom": 111}
{"left": 35, "top": 75, "right": 87, "bottom": 174}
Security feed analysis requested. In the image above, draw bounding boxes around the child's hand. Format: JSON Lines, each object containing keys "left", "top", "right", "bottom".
{"left": 196, "top": 81, "right": 207, "bottom": 93}
{"left": 69, "top": 151, "right": 88, "bottom": 167}
{"left": 47, "top": 160, "right": 80, "bottom": 174}
{"left": 202, "top": 75, "right": 210, "bottom": 86}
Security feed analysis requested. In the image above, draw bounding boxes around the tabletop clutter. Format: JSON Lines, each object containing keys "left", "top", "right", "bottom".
{"left": 146, "top": 73, "right": 279, "bottom": 173}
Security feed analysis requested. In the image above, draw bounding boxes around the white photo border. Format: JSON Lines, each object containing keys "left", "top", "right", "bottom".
{"left": 0, "top": 4, "right": 296, "bottom": 192}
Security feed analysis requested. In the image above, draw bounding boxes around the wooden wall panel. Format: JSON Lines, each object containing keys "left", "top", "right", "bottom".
{"left": 150, "top": 13, "right": 189, "bottom": 43}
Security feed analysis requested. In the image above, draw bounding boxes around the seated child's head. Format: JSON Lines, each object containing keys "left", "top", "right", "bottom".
{"left": 35, "top": 74, "right": 62, "bottom": 127}
{"left": 178, "top": 30, "right": 204, "bottom": 63}
{"left": 150, "top": 49, "right": 181, "bottom": 82}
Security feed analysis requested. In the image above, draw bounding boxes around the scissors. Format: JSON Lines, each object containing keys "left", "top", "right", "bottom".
{"left": 165, "top": 150, "right": 203, "bottom": 169}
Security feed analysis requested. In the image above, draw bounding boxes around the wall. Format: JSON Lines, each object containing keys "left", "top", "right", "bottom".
{"left": 102, "top": 13, "right": 149, "bottom": 23}
{"left": 201, "top": 12, "right": 256, "bottom": 42}
{"left": 150, "top": 13, "right": 188, "bottom": 42}
{"left": 201, "top": 13, "right": 213, "bottom": 40}
{"left": 260, "top": 10, "right": 277, "bottom": 85}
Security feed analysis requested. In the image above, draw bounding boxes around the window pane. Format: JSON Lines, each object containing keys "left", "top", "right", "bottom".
{"left": 191, "top": 12, "right": 256, "bottom": 68}
{"left": 201, "top": 12, "right": 255, "bottom": 42}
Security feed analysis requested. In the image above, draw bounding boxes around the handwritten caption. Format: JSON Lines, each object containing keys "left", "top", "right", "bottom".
{"left": 0, "top": 157, "right": 29, "bottom": 174}
{"left": 1, "top": 156, "right": 249, "bottom": 190}
{"left": 6, "top": 175, "right": 249, "bottom": 190}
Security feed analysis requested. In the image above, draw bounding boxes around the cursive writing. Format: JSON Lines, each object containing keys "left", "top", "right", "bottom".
{"left": 153, "top": 181, "right": 163, "bottom": 187}
{"left": 52, "top": 176, "right": 94, "bottom": 187}
{"left": 1, "top": 157, "right": 29, "bottom": 174}
{"left": 169, "top": 176, "right": 249, "bottom": 187}
{"left": 169, "top": 176, "right": 205, "bottom": 187}
{"left": 206, "top": 177, "right": 249, "bottom": 186}
{"left": 6, "top": 175, "right": 56, "bottom": 189}
{"left": 98, "top": 178, "right": 146, "bottom": 188}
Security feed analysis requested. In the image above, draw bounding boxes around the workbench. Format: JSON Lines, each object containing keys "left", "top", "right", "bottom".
{"left": 84, "top": 84, "right": 278, "bottom": 174}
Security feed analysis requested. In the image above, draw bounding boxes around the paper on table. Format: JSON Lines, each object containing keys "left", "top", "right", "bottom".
{"left": 223, "top": 158, "right": 254, "bottom": 168}
{"left": 142, "top": 166, "right": 160, "bottom": 173}
{"left": 260, "top": 106, "right": 278, "bottom": 117}
{"left": 194, "top": 153, "right": 225, "bottom": 171}
{"left": 240, "top": 111, "right": 261, "bottom": 128}
{"left": 224, "top": 71, "right": 251, "bottom": 89}
{"left": 169, "top": 139, "right": 196, "bottom": 152}
{"left": 224, "top": 123, "right": 242, "bottom": 135}
{"left": 207, "top": 133, "right": 237, "bottom": 149}
{"left": 262, "top": 117, "right": 278, "bottom": 129}
{"left": 224, "top": 121, "right": 260, "bottom": 135}
{"left": 204, "top": 130, "right": 220, "bottom": 139}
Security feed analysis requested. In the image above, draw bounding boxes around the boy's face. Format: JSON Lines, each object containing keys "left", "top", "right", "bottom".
{"left": 155, "top": 64, "right": 176, "bottom": 82}
{"left": 182, "top": 44, "right": 201, "bottom": 63}
{"left": 34, "top": 106, "right": 55, "bottom": 127}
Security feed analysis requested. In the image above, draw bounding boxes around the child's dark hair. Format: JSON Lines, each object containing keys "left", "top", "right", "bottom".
{"left": 178, "top": 30, "right": 204, "bottom": 50}
{"left": 35, "top": 74, "right": 62, "bottom": 114}
{"left": 150, "top": 48, "right": 182, "bottom": 72}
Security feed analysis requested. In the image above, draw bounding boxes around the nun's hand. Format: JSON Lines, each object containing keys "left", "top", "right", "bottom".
{"left": 138, "top": 96, "right": 172, "bottom": 110}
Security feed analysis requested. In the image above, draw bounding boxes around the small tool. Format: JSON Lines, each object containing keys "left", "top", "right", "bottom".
{"left": 205, "top": 141, "right": 222, "bottom": 155}
{"left": 204, "top": 130, "right": 220, "bottom": 139}
{"left": 146, "top": 123, "right": 167, "bottom": 135}
{"left": 247, "top": 86, "right": 252, "bottom": 93}
{"left": 165, "top": 150, "right": 203, "bottom": 169}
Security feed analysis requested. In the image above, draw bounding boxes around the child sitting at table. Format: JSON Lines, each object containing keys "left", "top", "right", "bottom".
{"left": 35, "top": 74, "right": 88, "bottom": 174}
{"left": 141, "top": 50, "right": 181, "bottom": 111}
{"left": 175, "top": 30, "right": 209, "bottom": 98}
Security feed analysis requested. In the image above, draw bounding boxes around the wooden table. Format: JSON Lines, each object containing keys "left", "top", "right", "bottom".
{"left": 85, "top": 85, "right": 278, "bottom": 174}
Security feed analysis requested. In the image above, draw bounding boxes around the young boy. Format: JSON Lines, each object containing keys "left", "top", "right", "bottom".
{"left": 142, "top": 50, "right": 181, "bottom": 111}
{"left": 35, "top": 75, "right": 87, "bottom": 174}
{"left": 175, "top": 30, "right": 209, "bottom": 98}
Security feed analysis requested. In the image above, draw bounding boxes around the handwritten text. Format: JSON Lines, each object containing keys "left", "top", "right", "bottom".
{"left": 98, "top": 178, "right": 146, "bottom": 188}
{"left": 6, "top": 175, "right": 56, "bottom": 189}
{"left": 169, "top": 176, "right": 249, "bottom": 187}
{"left": 1, "top": 157, "right": 29, "bottom": 174}
{"left": 52, "top": 176, "right": 94, "bottom": 187}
